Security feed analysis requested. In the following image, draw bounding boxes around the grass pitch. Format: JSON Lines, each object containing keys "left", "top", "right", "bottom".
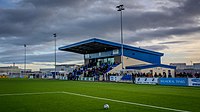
{"left": 0, "top": 79, "right": 199, "bottom": 112}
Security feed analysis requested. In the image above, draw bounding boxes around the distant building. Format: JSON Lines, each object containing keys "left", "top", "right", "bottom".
{"left": 40, "top": 68, "right": 55, "bottom": 74}
{"left": 170, "top": 63, "right": 200, "bottom": 75}
{"left": 56, "top": 64, "right": 81, "bottom": 74}
{"left": 0, "top": 65, "right": 35, "bottom": 78}
{"left": 40, "top": 64, "right": 81, "bottom": 75}
{"left": 0, "top": 66, "right": 21, "bottom": 76}
{"left": 193, "top": 63, "right": 200, "bottom": 69}
{"left": 170, "top": 63, "right": 187, "bottom": 69}
{"left": 20, "top": 69, "right": 32, "bottom": 74}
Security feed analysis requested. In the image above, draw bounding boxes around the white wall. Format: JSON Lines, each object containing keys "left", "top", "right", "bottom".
{"left": 107, "top": 56, "right": 175, "bottom": 77}
{"left": 140, "top": 67, "right": 175, "bottom": 77}
{"left": 123, "top": 56, "right": 150, "bottom": 66}
{"left": 108, "top": 56, "right": 150, "bottom": 74}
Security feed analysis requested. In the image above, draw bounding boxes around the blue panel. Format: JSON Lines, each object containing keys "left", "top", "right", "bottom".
{"left": 126, "top": 64, "right": 176, "bottom": 69}
{"left": 159, "top": 78, "right": 188, "bottom": 86}
{"left": 123, "top": 48, "right": 161, "bottom": 64}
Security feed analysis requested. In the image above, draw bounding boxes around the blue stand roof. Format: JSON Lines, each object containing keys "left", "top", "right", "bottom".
{"left": 59, "top": 38, "right": 163, "bottom": 56}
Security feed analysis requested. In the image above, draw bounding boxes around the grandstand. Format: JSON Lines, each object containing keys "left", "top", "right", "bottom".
{"left": 59, "top": 38, "right": 175, "bottom": 79}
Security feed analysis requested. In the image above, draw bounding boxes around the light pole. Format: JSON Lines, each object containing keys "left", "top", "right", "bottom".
{"left": 116, "top": 4, "right": 125, "bottom": 70}
{"left": 53, "top": 33, "right": 57, "bottom": 79}
{"left": 11, "top": 63, "right": 15, "bottom": 78}
{"left": 24, "top": 44, "right": 26, "bottom": 76}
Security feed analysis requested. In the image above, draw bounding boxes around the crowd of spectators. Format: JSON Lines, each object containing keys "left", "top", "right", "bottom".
{"left": 175, "top": 72, "right": 200, "bottom": 78}
{"left": 66, "top": 63, "right": 200, "bottom": 81}
{"left": 106, "top": 72, "right": 170, "bottom": 78}
{"left": 67, "top": 63, "right": 119, "bottom": 80}
{"left": 64, "top": 71, "right": 200, "bottom": 81}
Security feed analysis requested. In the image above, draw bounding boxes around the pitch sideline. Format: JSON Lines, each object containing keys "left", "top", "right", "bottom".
{"left": 0, "top": 91, "right": 190, "bottom": 112}
{"left": 0, "top": 91, "right": 62, "bottom": 96}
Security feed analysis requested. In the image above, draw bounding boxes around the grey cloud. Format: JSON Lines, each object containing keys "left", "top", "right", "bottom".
{"left": 0, "top": 7, "right": 55, "bottom": 46}
{"left": 0, "top": 0, "right": 200, "bottom": 66}
{"left": 20, "top": 0, "right": 89, "bottom": 8}
{"left": 178, "top": 0, "right": 200, "bottom": 16}
{"left": 28, "top": 52, "right": 82, "bottom": 63}
{"left": 1, "top": 0, "right": 200, "bottom": 45}
{"left": 0, "top": 48, "right": 24, "bottom": 57}
{"left": 0, "top": 52, "right": 82, "bottom": 64}
{"left": 159, "top": 41, "right": 188, "bottom": 44}
{"left": 141, "top": 45, "right": 169, "bottom": 51}
{"left": 126, "top": 26, "right": 200, "bottom": 42}
{"left": 123, "top": 0, "right": 200, "bottom": 39}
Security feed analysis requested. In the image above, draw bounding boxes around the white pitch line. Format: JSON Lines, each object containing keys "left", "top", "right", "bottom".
{"left": 61, "top": 91, "right": 190, "bottom": 112}
{"left": 0, "top": 91, "right": 62, "bottom": 96}
{"left": 0, "top": 91, "right": 190, "bottom": 112}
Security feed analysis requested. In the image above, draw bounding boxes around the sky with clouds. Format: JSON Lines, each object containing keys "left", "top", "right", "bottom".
{"left": 0, "top": 0, "right": 200, "bottom": 71}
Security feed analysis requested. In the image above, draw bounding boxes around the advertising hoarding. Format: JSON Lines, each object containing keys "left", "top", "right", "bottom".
{"left": 188, "top": 78, "right": 200, "bottom": 86}
{"left": 159, "top": 78, "right": 188, "bottom": 86}
{"left": 135, "top": 78, "right": 158, "bottom": 84}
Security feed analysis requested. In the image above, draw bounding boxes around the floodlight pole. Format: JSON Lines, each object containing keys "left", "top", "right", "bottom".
{"left": 12, "top": 63, "right": 15, "bottom": 77}
{"left": 53, "top": 33, "right": 57, "bottom": 79}
{"left": 24, "top": 44, "right": 26, "bottom": 76}
{"left": 116, "top": 5, "right": 125, "bottom": 70}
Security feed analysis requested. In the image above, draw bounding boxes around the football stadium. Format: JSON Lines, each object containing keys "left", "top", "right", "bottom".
{"left": 1, "top": 0, "right": 200, "bottom": 112}
{"left": 0, "top": 38, "right": 200, "bottom": 112}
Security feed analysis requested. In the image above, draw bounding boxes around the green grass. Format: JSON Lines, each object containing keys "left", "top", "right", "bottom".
{"left": 0, "top": 78, "right": 199, "bottom": 112}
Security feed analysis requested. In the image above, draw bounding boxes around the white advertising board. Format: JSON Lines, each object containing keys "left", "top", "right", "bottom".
{"left": 48, "top": 76, "right": 53, "bottom": 79}
{"left": 110, "top": 76, "right": 123, "bottom": 82}
{"left": 42, "top": 75, "right": 45, "bottom": 79}
{"left": 136, "top": 78, "right": 158, "bottom": 84}
{"left": 29, "top": 76, "right": 34, "bottom": 79}
{"left": 188, "top": 78, "right": 200, "bottom": 86}
{"left": 110, "top": 76, "right": 116, "bottom": 81}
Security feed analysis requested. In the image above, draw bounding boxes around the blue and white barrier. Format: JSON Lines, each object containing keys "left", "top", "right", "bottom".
{"left": 135, "top": 77, "right": 200, "bottom": 87}
{"left": 136, "top": 78, "right": 158, "bottom": 85}
{"left": 29, "top": 76, "right": 34, "bottom": 79}
{"left": 59, "top": 76, "right": 68, "bottom": 80}
{"left": 79, "top": 77, "right": 94, "bottom": 81}
{"left": 188, "top": 78, "right": 200, "bottom": 86}
{"left": 159, "top": 78, "right": 188, "bottom": 86}
{"left": 109, "top": 76, "right": 123, "bottom": 82}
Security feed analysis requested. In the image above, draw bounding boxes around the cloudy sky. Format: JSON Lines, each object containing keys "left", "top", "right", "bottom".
{"left": 0, "top": 0, "right": 200, "bottom": 71}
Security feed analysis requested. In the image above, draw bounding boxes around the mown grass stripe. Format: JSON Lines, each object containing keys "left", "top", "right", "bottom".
{"left": 0, "top": 91, "right": 190, "bottom": 112}
{"left": 61, "top": 91, "right": 190, "bottom": 112}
